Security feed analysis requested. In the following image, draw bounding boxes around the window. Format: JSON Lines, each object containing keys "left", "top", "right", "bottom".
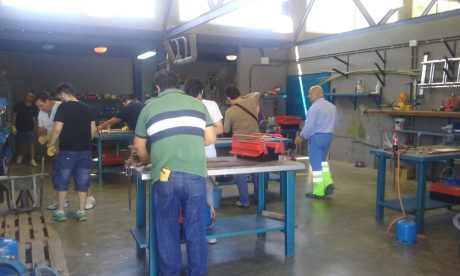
{"left": 412, "top": 0, "right": 460, "bottom": 17}
{"left": 179, "top": 0, "right": 292, "bottom": 32}
{"left": 2, "top": 0, "right": 155, "bottom": 18}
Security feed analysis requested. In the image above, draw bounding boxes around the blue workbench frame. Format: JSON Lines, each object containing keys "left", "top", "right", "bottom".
{"left": 95, "top": 132, "right": 134, "bottom": 185}
{"left": 131, "top": 166, "right": 298, "bottom": 276}
{"left": 370, "top": 148, "right": 460, "bottom": 233}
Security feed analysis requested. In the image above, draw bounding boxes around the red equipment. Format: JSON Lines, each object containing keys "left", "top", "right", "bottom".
{"left": 275, "top": 116, "right": 302, "bottom": 129}
{"left": 444, "top": 94, "right": 459, "bottom": 112}
{"left": 102, "top": 154, "right": 125, "bottom": 166}
{"left": 230, "top": 133, "right": 286, "bottom": 162}
{"left": 430, "top": 182, "right": 460, "bottom": 204}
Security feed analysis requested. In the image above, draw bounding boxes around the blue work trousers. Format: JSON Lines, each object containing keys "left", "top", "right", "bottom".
{"left": 235, "top": 173, "right": 268, "bottom": 206}
{"left": 308, "top": 133, "right": 333, "bottom": 171}
{"left": 154, "top": 171, "right": 207, "bottom": 276}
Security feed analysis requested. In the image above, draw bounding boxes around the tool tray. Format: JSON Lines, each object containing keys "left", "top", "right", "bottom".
{"left": 275, "top": 116, "right": 302, "bottom": 129}
{"left": 230, "top": 133, "right": 286, "bottom": 162}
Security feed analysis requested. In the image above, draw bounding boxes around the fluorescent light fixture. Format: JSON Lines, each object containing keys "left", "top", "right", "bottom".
{"left": 94, "top": 46, "right": 107, "bottom": 54}
{"left": 137, "top": 50, "right": 156, "bottom": 60}
{"left": 226, "top": 55, "right": 237, "bottom": 61}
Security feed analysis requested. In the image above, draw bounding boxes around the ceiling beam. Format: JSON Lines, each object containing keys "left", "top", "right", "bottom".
{"left": 378, "top": 8, "right": 398, "bottom": 25}
{"left": 293, "top": 0, "right": 316, "bottom": 43}
{"left": 165, "top": 0, "right": 256, "bottom": 39}
{"left": 353, "top": 0, "right": 376, "bottom": 26}
{"left": 422, "top": 0, "right": 438, "bottom": 16}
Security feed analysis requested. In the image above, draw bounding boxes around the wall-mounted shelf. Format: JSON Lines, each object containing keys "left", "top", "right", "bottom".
{"left": 323, "top": 93, "right": 381, "bottom": 110}
{"left": 365, "top": 109, "right": 460, "bottom": 118}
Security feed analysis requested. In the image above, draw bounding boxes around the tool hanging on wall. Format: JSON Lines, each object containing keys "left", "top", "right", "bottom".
{"left": 444, "top": 93, "right": 459, "bottom": 112}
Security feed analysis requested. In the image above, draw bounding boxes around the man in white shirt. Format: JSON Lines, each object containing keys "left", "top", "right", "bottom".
{"left": 184, "top": 78, "right": 223, "bottom": 244}
{"left": 35, "top": 91, "right": 96, "bottom": 210}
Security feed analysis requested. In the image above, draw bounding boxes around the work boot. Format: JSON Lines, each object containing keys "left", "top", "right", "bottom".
{"left": 325, "top": 184, "right": 335, "bottom": 196}
{"left": 305, "top": 192, "right": 325, "bottom": 199}
{"left": 322, "top": 161, "right": 334, "bottom": 186}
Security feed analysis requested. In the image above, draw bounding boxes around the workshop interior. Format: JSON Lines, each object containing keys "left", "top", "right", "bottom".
{"left": 1, "top": 0, "right": 460, "bottom": 275}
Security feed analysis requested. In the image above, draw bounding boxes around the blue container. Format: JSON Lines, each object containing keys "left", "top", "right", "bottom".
{"left": 212, "top": 188, "right": 223, "bottom": 209}
{"left": 0, "top": 237, "right": 19, "bottom": 275}
{"left": 396, "top": 219, "right": 417, "bottom": 245}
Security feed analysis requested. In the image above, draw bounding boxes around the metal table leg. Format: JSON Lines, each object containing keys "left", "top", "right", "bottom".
{"left": 257, "top": 172, "right": 267, "bottom": 238}
{"left": 149, "top": 181, "right": 158, "bottom": 276}
{"left": 415, "top": 161, "right": 427, "bottom": 234}
{"left": 283, "top": 171, "right": 295, "bottom": 257}
{"left": 375, "top": 155, "right": 387, "bottom": 223}
{"left": 136, "top": 176, "right": 146, "bottom": 257}
{"left": 97, "top": 137, "right": 103, "bottom": 185}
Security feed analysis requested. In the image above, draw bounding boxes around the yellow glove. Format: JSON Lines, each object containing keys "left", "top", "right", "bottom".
{"left": 38, "top": 135, "right": 50, "bottom": 145}
{"left": 122, "top": 126, "right": 129, "bottom": 132}
{"left": 11, "top": 126, "right": 17, "bottom": 135}
{"left": 47, "top": 145, "right": 56, "bottom": 157}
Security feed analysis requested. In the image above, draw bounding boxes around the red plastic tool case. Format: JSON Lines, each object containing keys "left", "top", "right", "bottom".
{"left": 275, "top": 116, "right": 302, "bottom": 128}
{"left": 429, "top": 182, "right": 460, "bottom": 204}
{"left": 230, "top": 133, "right": 286, "bottom": 161}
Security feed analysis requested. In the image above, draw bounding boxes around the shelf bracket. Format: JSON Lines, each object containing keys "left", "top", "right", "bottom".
{"left": 347, "top": 96, "right": 358, "bottom": 110}
{"left": 332, "top": 55, "right": 349, "bottom": 79}
{"left": 443, "top": 40, "right": 456, "bottom": 58}
{"left": 374, "top": 62, "right": 386, "bottom": 86}
{"left": 375, "top": 50, "right": 386, "bottom": 65}
{"left": 444, "top": 56, "right": 455, "bottom": 77}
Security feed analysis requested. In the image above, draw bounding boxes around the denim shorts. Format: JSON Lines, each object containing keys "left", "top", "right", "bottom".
{"left": 52, "top": 151, "right": 92, "bottom": 192}
{"left": 16, "top": 131, "right": 37, "bottom": 143}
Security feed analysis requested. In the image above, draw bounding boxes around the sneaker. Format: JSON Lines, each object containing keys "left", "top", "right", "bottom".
{"left": 52, "top": 210, "right": 66, "bottom": 222}
{"left": 207, "top": 238, "right": 218, "bottom": 244}
{"left": 30, "top": 159, "right": 39, "bottom": 167}
{"left": 235, "top": 201, "right": 249, "bottom": 208}
{"left": 305, "top": 192, "right": 325, "bottom": 199}
{"left": 85, "top": 196, "right": 96, "bottom": 210}
{"left": 75, "top": 210, "right": 87, "bottom": 222}
{"left": 47, "top": 199, "right": 70, "bottom": 210}
{"left": 16, "top": 155, "right": 22, "bottom": 164}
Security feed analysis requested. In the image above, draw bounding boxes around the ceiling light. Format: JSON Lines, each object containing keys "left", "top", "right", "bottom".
{"left": 42, "top": 43, "right": 55, "bottom": 50}
{"left": 226, "top": 55, "right": 237, "bottom": 61}
{"left": 137, "top": 50, "right": 156, "bottom": 60}
{"left": 94, "top": 46, "right": 108, "bottom": 54}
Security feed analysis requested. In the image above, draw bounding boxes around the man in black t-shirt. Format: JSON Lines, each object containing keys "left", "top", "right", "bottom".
{"left": 96, "top": 94, "right": 144, "bottom": 131}
{"left": 47, "top": 83, "right": 96, "bottom": 222}
{"left": 12, "top": 90, "right": 39, "bottom": 166}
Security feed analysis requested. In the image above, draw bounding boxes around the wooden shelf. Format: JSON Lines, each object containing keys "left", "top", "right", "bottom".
{"left": 365, "top": 109, "right": 460, "bottom": 118}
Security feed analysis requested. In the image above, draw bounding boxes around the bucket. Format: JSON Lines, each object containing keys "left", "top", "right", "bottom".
{"left": 394, "top": 118, "right": 405, "bottom": 130}
{"left": 396, "top": 219, "right": 416, "bottom": 245}
{"left": 212, "top": 188, "right": 223, "bottom": 209}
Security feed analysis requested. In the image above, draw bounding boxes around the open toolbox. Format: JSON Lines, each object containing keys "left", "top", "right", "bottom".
{"left": 230, "top": 133, "right": 286, "bottom": 162}
{"left": 275, "top": 115, "right": 302, "bottom": 129}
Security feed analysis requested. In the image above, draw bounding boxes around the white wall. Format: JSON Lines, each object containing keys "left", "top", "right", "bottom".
{"left": 289, "top": 14, "right": 460, "bottom": 165}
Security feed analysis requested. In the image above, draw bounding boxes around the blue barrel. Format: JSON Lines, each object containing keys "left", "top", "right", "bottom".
{"left": 212, "top": 188, "right": 223, "bottom": 209}
{"left": 396, "top": 219, "right": 417, "bottom": 245}
{"left": 0, "top": 237, "right": 20, "bottom": 275}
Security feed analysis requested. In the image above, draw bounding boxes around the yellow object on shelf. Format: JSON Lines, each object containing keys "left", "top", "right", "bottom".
{"left": 11, "top": 126, "right": 17, "bottom": 135}
{"left": 47, "top": 145, "right": 56, "bottom": 157}
{"left": 122, "top": 126, "right": 129, "bottom": 132}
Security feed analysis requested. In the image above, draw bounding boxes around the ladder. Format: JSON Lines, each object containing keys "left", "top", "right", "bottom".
{"left": 419, "top": 55, "right": 460, "bottom": 96}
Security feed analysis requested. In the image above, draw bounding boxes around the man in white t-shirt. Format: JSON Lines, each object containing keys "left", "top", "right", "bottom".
{"left": 35, "top": 91, "right": 96, "bottom": 210}
{"left": 184, "top": 78, "right": 223, "bottom": 244}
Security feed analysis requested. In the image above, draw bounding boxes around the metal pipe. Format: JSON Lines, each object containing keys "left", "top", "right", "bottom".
{"left": 422, "top": 0, "right": 438, "bottom": 16}
{"left": 353, "top": 0, "right": 376, "bottom": 26}
{"left": 287, "top": 35, "right": 460, "bottom": 64}
{"left": 293, "top": 0, "right": 316, "bottom": 43}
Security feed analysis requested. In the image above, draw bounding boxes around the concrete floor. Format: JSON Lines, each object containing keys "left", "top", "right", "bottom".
{"left": 3, "top": 158, "right": 460, "bottom": 276}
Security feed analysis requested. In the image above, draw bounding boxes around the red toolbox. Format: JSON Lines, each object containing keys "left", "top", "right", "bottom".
{"left": 275, "top": 116, "right": 302, "bottom": 129}
{"left": 230, "top": 133, "right": 286, "bottom": 161}
{"left": 102, "top": 154, "right": 125, "bottom": 166}
{"left": 429, "top": 182, "right": 460, "bottom": 204}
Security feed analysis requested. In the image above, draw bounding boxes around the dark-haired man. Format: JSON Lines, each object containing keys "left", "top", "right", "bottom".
{"left": 133, "top": 70, "right": 216, "bottom": 276}
{"left": 96, "top": 94, "right": 144, "bottom": 132}
{"left": 47, "top": 83, "right": 96, "bottom": 222}
{"left": 12, "top": 90, "right": 39, "bottom": 166}
{"left": 35, "top": 91, "right": 96, "bottom": 211}
{"left": 184, "top": 78, "right": 223, "bottom": 244}
{"left": 223, "top": 84, "right": 261, "bottom": 208}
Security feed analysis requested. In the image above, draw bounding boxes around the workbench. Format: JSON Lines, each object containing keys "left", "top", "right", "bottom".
{"left": 95, "top": 131, "right": 134, "bottom": 185}
{"left": 130, "top": 156, "right": 305, "bottom": 276}
{"left": 370, "top": 145, "right": 460, "bottom": 234}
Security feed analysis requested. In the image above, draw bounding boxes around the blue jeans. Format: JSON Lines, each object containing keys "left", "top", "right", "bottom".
{"left": 235, "top": 173, "right": 268, "bottom": 206}
{"left": 52, "top": 151, "right": 91, "bottom": 192}
{"left": 308, "top": 133, "right": 333, "bottom": 171}
{"left": 154, "top": 171, "right": 207, "bottom": 276}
